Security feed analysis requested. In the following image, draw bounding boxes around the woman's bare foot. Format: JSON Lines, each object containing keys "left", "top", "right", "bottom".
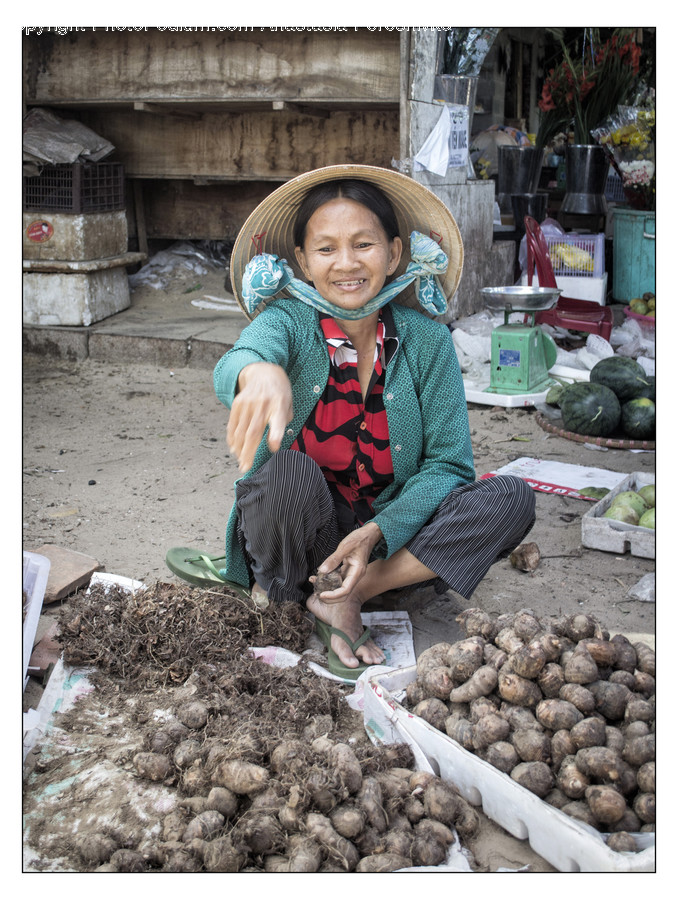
{"left": 306, "top": 592, "right": 385, "bottom": 669}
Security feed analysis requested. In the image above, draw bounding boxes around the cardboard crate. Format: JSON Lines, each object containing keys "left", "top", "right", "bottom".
{"left": 363, "top": 666, "right": 655, "bottom": 873}
{"left": 581, "top": 472, "right": 655, "bottom": 558}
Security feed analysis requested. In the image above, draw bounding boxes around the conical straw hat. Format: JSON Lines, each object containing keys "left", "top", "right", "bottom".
{"left": 229, "top": 164, "right": 464, "bottom": 320}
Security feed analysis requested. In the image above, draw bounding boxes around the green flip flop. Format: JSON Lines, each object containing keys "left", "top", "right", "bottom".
{"left": 314, "top": 617, "right": 373, "bottom": 681}
{"left": 165, "top": 547, "right": 252, "bottom": 600}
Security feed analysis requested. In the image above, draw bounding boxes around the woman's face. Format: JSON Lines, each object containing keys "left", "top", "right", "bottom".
{"left": 294, "top": 197, "right": 403, "bottom": 313}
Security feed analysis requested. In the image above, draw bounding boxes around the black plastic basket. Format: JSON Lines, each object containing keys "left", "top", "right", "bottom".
{"left": 23, "top": 162, "right": 125, "bottom": 213}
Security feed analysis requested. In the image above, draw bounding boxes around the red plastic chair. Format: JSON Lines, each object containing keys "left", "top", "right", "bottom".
{"left": 523, "top": 216, "right": 613, "bottom": 341}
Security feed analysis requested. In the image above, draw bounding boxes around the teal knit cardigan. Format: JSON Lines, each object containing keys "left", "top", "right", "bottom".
{"left": 213, "top": 298, "right": 475, "bottom": 588}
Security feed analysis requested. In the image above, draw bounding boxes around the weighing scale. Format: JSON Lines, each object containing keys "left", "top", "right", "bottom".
{"left": 481, "top": 286, "right": 561, "bottom": 395}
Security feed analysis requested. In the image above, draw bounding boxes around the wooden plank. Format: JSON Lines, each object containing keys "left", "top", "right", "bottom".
{"left": 23, "top": 28, "right": 400, "bottom": 105}
{"left": 29, "top": 545, "right": 102, "bottom": 604}
{"left": 140, "top": 180, "right": 277, "bottom": 241}
{"left": 77, "top": 108, "right": 400, "bottom": 180}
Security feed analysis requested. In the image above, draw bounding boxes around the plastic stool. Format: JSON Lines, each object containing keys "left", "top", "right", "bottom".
{"left": 523, "top": 216, "right": 614, "bottom": 340}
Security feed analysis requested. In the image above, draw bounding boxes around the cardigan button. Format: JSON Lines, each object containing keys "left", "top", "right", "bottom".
{"left": 313, "top": 385, "right": 321, "bottom": 393}
{"left": 394, "top": 444, "right": 402, "bottom": 451}
{"left": 286, "top": 428, "right": 294, "bottom": 436}
{"left": 386, "top": 392, "right": 394, "bottom": 400}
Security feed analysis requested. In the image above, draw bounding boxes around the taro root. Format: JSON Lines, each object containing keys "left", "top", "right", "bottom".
{"left": 448, "top": 665, "right": 498, "bottom": 703}
{"left": 173, "top": 739, "right": 202, "bottom": 768}
{"left": 563, "top": 647, "right": 599, "bottom": 685}
{"left": 604, "top": 726, "right": 626, "bottom": 754}
{"left": 511, "top": 610, "right": 543, "bottom": 641}
{"left": 580, "top": 639, "right": 618, "bottom": 668}
{"left": 330, "top": 743, "right": 363, "bottom": 795}
{"left": 633, "top": 670, "right": 656, "bottom": 697}
{"left": 287, "top": 834, "right": 323, "bottom": 873}
{"left": 202, "top": 836, "right": 247, "bottom": 873}
{"left": 499, "top": 703, "right": 543, "bottom": 732}
{"left": 536, "top": 699, "right": 583, "bottom": 732}
{"left": 544, "top": 788, "right": 569, "bottom": 810}
{"left": 356, "top": 776, "right": 388, "bottom": 833}
{"left": 559, "top": 683, "right": 596, "bottom": 715}
{"left": 413, "top": 697, "right": 449, "bottom": 731}
{"left": 472, "top": 713, "right": 510, "bottom": 750}
{"left": 306, "top": 812, "right": 360, "bottom": 872}
{"left": 456, "top": 608, "right": 499, "bottom": 642}
{"left": 405, "top": 678, "right": 429, "bottom": 707}
{"left": 484, "top": 643, "right": 508, "bottom": 670}
{"left": 211, "top": 758, "right": 270, "bottom": 795}
{"left": 357, "top": 853, "right": 412, "bottom": 873}
{"left": 610, "top": 808, "right": 642, "bottom": 834}
{"left": 636, "top": 761, "right": 655, "bottom": 795}
{"left": 495, "top": 628, "right": 524, "bottom": 656}
{"left": 75, "top": 832, "right": 118, "bottom": 865}
{"left": 509, "top": 542, "right": 541, "bottom": 572}
{"left": 633, "top": 642, "right": 655, "bottom": 677}
{"left": 588, "top": 681, "right": 630, "bottom": 722}
{"left": 445, "top": 716, "right": 474, "bottom": 751}
{"left": 550, "top": 730, "right": 575, "bottom": 772}
{"left": 575, "top": 747, "right": 624, "bottom": 782}
{"left": 534, "top": 632, "right": 563, "bottom": 663}
{"left": 176, "top": 700, "right": 209, "bottom": 730}
{"left": 585, "top": 785, "right": 627, "bottom": 825}
{"left": 511, "top": 728, "right": 551, "bottom": 764}
{"left": 314, "top": 568, "right": 343, "bottom": 594}
{"left": 411, "top": 835, "right": 447, "bottom": 867}
{"left": 236, "top": 813, "right": 286, "bottom": 856}
{"left": 109, "top": 849, "right": 146, "bottom": 873}
{"left": 607, "top": 832, "right": 638, "bottom": 853}
{"left": 537, "top": 662, "right": 565, "bottom": 698}
{"left": 609, "top": 634, "right": 638, "bottom": 672}
{"left": 416, "top": 642, "right": 453, "bottom": 675}
{"left": 403, "top": 795, "right": 426, "bottom": 825}
{"left": 570, "top": 716, "right": 607, "bottom": 750}
{"left": 633, "top": 792, "right": 656, "bottom": 824}
{"left": 624, "top": 698, "right": 654, "bottom": 725}
{"left": 205, "top": 786, "right": 239, "bottom": 818}
{"left": 182, "top": 810, "right": 225, "bottom": 842}
{"left": 622, "top": 733, "right": 655, "bottom": 768}
{"left": 497, "top": 670, "right": 542, "bottom": 708}
{"left": 560, "top": 801, "right": 597, "bottom": 828}
{"left": 609, "top": 669, "right": 636, "bottom": 690}
{"left": 563, "top": 614, "right": 598, "bottom": 642}
{"left": 422, "top": 666, "right": 454, "bottom": 700}
{"left": 162, "top": 808, "right": 190, "bottom": 842}
{"left": 446, "top": 637, "right": 485, "bottom": 684}
{"left": 508, "top": 641, "right": 547, "bottom": 680}
{"left": 468, "top": 696, "right": 499, "bottom": 723}
{"left": 510, "top": 761, "right": 554, "bottom": 798}
{"left": 270, "top": 739, "right": 308, "bottom": 775}
{"left": 133, "top": 751, "right": 172, "bottom": 782}
{"left": 556, "top": 757, "right": 589, "bottom": 799}
{"left": 482, "top": 741, "right": 519, "bottom": 774}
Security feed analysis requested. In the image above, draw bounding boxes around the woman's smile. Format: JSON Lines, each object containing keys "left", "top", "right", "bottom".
{"left": 295, "top": 198, "right": 402, "bottom": 312}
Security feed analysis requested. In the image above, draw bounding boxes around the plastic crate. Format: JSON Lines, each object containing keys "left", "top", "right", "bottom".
{"left": 605, "top": 169, "right": 626, "bottom": 204}
{"left": 23, "top": 551, "right": 51, "bottom": 689}
{"left": 545, "top": 232, "right": 605, "bottom": 278}
{"left": 23, "top": 162, "right": 125, "bottom": 214}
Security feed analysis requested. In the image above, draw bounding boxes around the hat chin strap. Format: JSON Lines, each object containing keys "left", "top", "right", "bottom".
{"left": 241, "top": 231, "right": 449, "bottom": 320}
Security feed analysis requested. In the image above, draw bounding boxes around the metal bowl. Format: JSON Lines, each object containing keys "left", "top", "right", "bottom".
{"left": 481, "top": 286, "right": 561, "bottom": 312}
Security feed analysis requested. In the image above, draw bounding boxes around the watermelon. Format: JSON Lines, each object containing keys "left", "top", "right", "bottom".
{"left": 621, "top": 397, "right": 655, "bottom": 440}
{"left": 559, "top": 382, "right": 621, "bottom": 437}
{"left": 589, "top": 356, "right": 653, "bottom": 403}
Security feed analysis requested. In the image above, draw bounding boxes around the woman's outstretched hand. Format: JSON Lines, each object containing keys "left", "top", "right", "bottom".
{"left": 227, "top": 362, "right": 294, "bottom": 472}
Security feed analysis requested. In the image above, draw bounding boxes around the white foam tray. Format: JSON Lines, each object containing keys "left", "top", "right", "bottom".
{"left": 518, "top": 272, "right": 608, "bottom": 305}
{"left": 582, "top": 471, "right": 655, "bottom": 559}
{"left": 23, "top": 551, "right": 51, "bottom": 690}
{"left": 363, "top": 665, "right": 655, "bottom": 873}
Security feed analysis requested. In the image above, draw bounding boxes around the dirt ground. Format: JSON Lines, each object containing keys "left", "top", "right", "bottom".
{"left": 22, "top": 270, "right": 657, "bottom": 875}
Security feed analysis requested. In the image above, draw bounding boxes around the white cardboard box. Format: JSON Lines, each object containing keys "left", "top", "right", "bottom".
{"left": 363, "top": 666, "right": 655, "bottom": 873}
{"left": 581, "top": 471, "right": 655, "bottom": 558}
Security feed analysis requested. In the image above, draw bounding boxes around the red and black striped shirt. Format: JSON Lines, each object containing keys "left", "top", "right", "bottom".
{"left": 292, "top": 308, "right": 399, "bottom": 529}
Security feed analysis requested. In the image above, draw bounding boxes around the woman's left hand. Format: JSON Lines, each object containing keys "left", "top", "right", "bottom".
{"left": 314, "top": 521, "right": 383, "bottom": 602}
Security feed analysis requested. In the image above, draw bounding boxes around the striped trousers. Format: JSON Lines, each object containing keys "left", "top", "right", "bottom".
{"left": 235, "top": 450, "right": 536, "bottom": 604}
